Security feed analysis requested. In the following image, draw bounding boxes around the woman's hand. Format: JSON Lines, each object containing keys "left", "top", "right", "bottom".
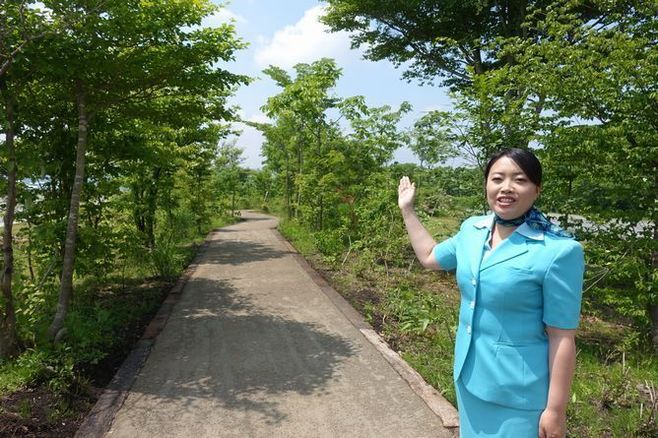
{"left": 398, "top": 176, "right": 416, "bottom": 211}
{"left": 397, "top": 176, "right": 440, "bottom": 270}
{"left": 538, "top": 408, "right": 566, "bottom": 438}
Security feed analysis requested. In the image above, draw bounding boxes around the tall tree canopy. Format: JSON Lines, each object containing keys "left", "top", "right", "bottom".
{"left": 0, "top": 0, "right": 248, "bottom": 357}
{"left": 321, "top": 0, "right": 600, "bottom": 88}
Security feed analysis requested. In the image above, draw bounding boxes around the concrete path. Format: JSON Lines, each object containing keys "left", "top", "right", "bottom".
{"left": 91, "top": 212, "right": 456, "bottom": 437}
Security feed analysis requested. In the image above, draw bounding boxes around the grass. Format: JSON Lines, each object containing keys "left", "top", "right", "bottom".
{"left": 0, "top": 349, "right": 52, "bottom": 394}
{"left": 278, "top": 212, "right": 658, "bottom": 437}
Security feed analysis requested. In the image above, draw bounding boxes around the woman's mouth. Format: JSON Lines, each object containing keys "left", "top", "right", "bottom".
{"left": 497, "top": 196, "right": 515, "bottom": 206}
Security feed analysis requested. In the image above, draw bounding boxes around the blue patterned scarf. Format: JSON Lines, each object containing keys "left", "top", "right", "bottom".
{"left": 494, "top": 206, "right": 573, "bottom": 238}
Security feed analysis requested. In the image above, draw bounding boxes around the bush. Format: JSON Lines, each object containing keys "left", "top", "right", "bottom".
{"left": 14, "top": 280, "right": 59, "bottom": 345}
{"left": 150, "top": 239, "right": 185, "bottom": 280}
{"left": 313, "top": 228, "right": 346, "bottom": 264}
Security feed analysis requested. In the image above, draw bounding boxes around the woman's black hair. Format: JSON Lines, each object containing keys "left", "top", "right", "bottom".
{"left": 484, "top": 148, "right": 542, "bottom": 186}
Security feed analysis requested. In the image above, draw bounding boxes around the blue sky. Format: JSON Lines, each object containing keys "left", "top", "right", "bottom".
{"left": 210, "top": 0, "right": 452, "bottom": 168}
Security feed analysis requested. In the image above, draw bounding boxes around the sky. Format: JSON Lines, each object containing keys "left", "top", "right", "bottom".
{"left": 208, "top": 0, "right": 452, "bottom": 169}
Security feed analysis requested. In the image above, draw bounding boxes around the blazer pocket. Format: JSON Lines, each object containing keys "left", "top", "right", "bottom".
{"left": 498, "top": 266, "right": 535, "bottom": 277}
{"left": 494, "top": 343, "right": 549, "bottom": 410}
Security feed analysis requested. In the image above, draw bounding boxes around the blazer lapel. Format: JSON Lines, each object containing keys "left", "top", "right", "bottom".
{"left": 480, "top": 232, "right": 529, "bottom": 271}
{"left": 470, "top": 217, "right": 492, "bottom": 278}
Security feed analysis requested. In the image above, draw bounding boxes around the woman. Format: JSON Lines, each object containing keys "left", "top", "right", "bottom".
{"left": 398, "top": 148, "right": 584, "bottom": 438}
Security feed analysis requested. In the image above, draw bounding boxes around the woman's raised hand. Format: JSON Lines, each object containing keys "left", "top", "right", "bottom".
{"left": 398, "top": 176, "right": 416, "bottom": 211}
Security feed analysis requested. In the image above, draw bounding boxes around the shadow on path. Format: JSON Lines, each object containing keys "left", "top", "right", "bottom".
{"left": 199, "top": 238, "right": 293, "bottom": 266}
{"left": 126, "top": 276, "right": 357, "bottom": 426}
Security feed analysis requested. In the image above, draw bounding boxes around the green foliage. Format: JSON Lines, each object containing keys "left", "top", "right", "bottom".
{"left": 313, "top": 228, "right": 346, "bottom": 264}
{"left": 351, "top": 171, "right": 410, "bottom": 267}
{"left": 568, "top": 345, "right": 658, "bottom": 437}
{"left": 0, "top": 349, "right": 52, "bottom": 393}
{"left": 385, "top": 284, "right": 454, "bottom": 336}
{"left": 321, "top": 0, "right": 605, "bottom": 88}
{"left": 14, "top": 280, "right": 59, "bottom": 345}
{"left": 149, "top": 238, "right": 186, "bottom": 281}
{"left": 1, "top": 0, "right": 250, "bottom": 357}
{"left": 495, "top": 0, "right": 658, "bottom": 348}
{"left": 278, "top": 218, "right": 317, "bottom": 257}
{"left": 258, "top": 58, "right": 411, "bottom": 236}
{"left": 407, "top": 110, "right": 455, "bottom": 168}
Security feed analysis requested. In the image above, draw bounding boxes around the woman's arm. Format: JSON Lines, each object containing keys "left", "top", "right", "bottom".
{"left": 538, "top": 327, "right": 577, "bottom": 438}
{"left": 398, "top": 176, "right": 441, "bottom": 270}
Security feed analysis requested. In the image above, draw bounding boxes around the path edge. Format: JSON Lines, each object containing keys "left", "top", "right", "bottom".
{"left": 74, "top": 234, "right": 215, "bottom": 438}
{"left": 271, "top": 227, "right": 460, "bottom": 434}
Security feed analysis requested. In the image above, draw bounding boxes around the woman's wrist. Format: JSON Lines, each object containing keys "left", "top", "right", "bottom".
{"left": 544, "top": 403, "right": 567, "bottom": 416}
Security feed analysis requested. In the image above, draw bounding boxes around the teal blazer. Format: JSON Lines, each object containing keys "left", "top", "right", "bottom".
{"left": 433, "top": 215, "right": 584, "bottom": 411}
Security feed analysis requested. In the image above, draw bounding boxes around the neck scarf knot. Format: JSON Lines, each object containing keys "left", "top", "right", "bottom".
{"left": 494, "top": 207, "right": 574, "bottom": 238}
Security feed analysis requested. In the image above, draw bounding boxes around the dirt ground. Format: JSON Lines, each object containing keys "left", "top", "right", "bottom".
{"left": 0, "top": 385, "right": 97, "bottom": 437}
{"left": 0, "top": 283, "right": 171, "bottom": 437}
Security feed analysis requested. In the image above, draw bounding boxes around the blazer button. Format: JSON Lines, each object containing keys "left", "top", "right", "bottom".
{"left": 470, "top": 300, "right": 475, "bottom": 309}
{"left": 466, "top": 324, "right": 472, "bottom": 335}
{"left": 471, "top": 278, "right": 477, "bottom": 286}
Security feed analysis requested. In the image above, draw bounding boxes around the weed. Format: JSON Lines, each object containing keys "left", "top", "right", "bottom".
{"left": 150, "top": 238, "right": 185, "bottom": 280}
{"left": 46, "top": 398, "right": 73, "bottom": 423}
{"left": 17, "top": 398, "right": 31, "bottom": 419}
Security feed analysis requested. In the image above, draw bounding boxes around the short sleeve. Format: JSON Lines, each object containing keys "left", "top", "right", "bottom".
{"left": 433, "top": 236, "right": 458, "bottom": 271}
{"left": 542, "top": 240, "right": 585, "bottom": 329}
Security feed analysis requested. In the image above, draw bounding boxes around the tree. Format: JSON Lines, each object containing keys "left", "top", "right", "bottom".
{"left": 259, "top": 58, "right": 413, "bottom": 244}
{"left": 19, "top": 0, "right": 247, "bottom": 341}
{"left": 252, "top": 120, "right": 297, "bottom": 217}
{"left": 407, "top": 110, "right": 455, "bottom": 169}
{"left": 501, "top": 0, "right": 658, "bottom": 349}
{"left": 261, "top": 59, "right": 343, "bottom": 229}
{"left": 321, "top": 0, "right": 601, "bottom": 163}
{"left": 0, "top": 0, "right": 58, "bottom": 358}
{"left": 334, "top": 96, "right": 411, "bottom": 232}
{"left": 215, "top": 140, "right": 245, "bottom": 217}
{"left": 321, "top": 0, "right": 601, "bottom": 88}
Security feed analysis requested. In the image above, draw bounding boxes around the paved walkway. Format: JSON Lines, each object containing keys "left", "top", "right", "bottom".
{"left": 83, "top": 212, "right": 456, "bottom": 437}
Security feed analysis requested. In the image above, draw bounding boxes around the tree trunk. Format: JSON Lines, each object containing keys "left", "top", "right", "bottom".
{"left": 295, "top": 139, "right": 303, "bottom": 219}
{"left": 472, "top": 48, "right": 484, "bottom": 75}
{"left": 133, "top": 185, "right": 147, "bottom": 234}
{"left": 650, "top": 302, "right": 658, "bottom": 353}
{"left": 47, "top": 85, "right": 88, "bottom": 341}
{"left": 145, "top": 167, "right": 160, "bottom": 249}
{"left": 648, "top": 212, "right": 658, "bottom": 354}
{"left": 0, "top": 78, "right": 18, "bottom": 359}
{"left": 284, "top": 144, "right": 291, "bottom": 218}
{"left": 317, "top": 125, "right": 323, "bottom": 230}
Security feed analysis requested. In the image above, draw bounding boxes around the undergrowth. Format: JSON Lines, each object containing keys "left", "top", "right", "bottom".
{"left": 0, "top": 214, "right": 238, "bottom": 434}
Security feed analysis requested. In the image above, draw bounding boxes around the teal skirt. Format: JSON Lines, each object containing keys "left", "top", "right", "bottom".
{"left": 456, "top": 378, "right": 543, "bottom": 437}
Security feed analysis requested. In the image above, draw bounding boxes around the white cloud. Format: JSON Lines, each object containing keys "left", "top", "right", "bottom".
{"left": 417, "top": 104, "right": 453, "bottom": 115}
{"left": 254, "top": 5, "right": 356, "bottom": 70}
{"left": 246, "top": 112, "right": 270, "bottom": 124}
{"left": 233, "top": 124, "right": 265, "bottom": 169}
{"left": 202, "top": 7, "right": 246, "bottom": 28}
{"left": 27, "top": 2, "right": 54, "bottom": 21}
{"left": 229, "top": 111, "right": 271, "bottom": 169}
{"left": 235, "top": 109, "right": 270, "bottom": 124}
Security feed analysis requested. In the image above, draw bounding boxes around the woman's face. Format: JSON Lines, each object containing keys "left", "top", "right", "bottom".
{"left": 486, "top": 156, "right": 540, "bottom": 220}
